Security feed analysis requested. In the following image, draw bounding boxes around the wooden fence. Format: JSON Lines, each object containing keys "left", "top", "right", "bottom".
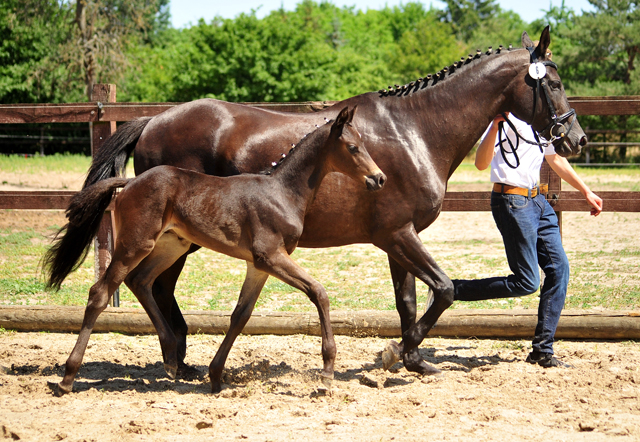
{"left": 1, "top": 86, "right": 640, "bottom": 309}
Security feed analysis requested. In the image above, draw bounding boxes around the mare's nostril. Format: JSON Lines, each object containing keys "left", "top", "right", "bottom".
{"left": 579, "top": 136, "right": 588, "bottom": 147}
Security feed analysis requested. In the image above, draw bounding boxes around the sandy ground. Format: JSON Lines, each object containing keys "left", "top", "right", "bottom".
{"left": 1, "top": 332, "right": 640, "bottom": 441}
{"left": 2, "top": 167, "right": 640, "bottom": 441}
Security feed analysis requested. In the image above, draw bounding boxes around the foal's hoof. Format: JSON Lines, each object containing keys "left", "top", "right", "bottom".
{"left": 381, "top": 340, "right": 402, "bottom": 371}
{"left": 164, "top": 363, "right": 178, "bottom": 380}
{"left": 47, "top": 381, "right": 72, "bottom": 397}
{"left": 319, "top": 373, "right": 333, "bottom": 390}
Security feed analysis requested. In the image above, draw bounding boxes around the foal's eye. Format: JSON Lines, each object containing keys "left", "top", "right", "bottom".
{"left": 347, "top": 144, "right": 359, "bottom": 153}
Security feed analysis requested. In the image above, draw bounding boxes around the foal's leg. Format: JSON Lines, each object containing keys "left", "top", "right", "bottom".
{"left": 388, "top": 257, "right": 441, "bottom": 375}
{"left": 254, "top": 249, "right": 336, "bottom": 387}
{"left": 51, "top": 259, "right": 134, "bottom": 396}
{"left": 376, "top": 224, "right": 454, "bottom": 370}
{"left": 209, "top": 262, "right": 269, "bottom": 393}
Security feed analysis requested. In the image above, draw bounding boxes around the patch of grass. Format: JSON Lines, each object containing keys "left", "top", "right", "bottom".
{"left": 1, "top": 159, "right": 638, "bottom": 313}
{"left": 0, "top": 327, "right": 16, "bottom": 336}
{"left": 0, "top": 153, "right": 91, "bottom": 175}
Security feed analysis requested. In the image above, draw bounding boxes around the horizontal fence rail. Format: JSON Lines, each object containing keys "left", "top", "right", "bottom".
{"left": 1, "top": 89, "right": 639, "bottom": 313}
{"left": 1, "top": 96, "right": 640, "bottom": 213}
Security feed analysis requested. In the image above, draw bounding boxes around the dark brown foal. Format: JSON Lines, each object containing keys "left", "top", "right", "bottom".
{"left": 44, "top": 106, "right": 386, "bottom": 394}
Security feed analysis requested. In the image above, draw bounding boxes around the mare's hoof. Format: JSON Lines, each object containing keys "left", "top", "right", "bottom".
{"left": 412, "top": 361, "right": 442, "bottom": 376}
{"left": 164, "top": 363, "right": 178, "bottom": 380}
{"left": 47, "top": 381, "right": 72, "bottom": 397}
{"left": 381, "top": 340, "right": 401, "bottom": 371}
{"left": 177, "top": 362, "right": 204, "bottom": 381}
{"left": 211, "top": 381, "right": 222, "bottom": 394}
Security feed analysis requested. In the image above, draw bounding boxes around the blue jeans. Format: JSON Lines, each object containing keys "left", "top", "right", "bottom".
{"left": 453, "top": 192, "right": 570, "bottom": 354}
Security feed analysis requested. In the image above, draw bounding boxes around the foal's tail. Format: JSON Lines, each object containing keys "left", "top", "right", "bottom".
{"left": 83, "top": 117, "right": 152, "bottom": 188}
{"left": 43, "top": 178, "right": 131, "bottom": 290}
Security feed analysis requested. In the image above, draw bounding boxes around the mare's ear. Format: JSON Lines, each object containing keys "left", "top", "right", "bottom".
{"left": 535, "top": 26, "right": 551, "bottom": 60}
{"left": 521, "top": 31, "right": 534, "bottom": 49}
{"left": 333, "top": 106, "right": 350, "bottom": 132}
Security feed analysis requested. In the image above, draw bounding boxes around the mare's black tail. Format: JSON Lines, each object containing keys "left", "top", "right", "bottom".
{"left": 83, "top": 117, "right": 151, "bottom": 188}
{"left": 43, "top": 178, "right": 131, "bottom": 290}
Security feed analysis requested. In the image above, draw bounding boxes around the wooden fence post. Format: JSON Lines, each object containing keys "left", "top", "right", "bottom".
{"left": 90, "top": 84, "right": 119, "bottom": 307}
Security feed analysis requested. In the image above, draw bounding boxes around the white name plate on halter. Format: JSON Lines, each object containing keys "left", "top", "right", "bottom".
{"left": 529, "top": 62, "right": 547, "bottom": 80}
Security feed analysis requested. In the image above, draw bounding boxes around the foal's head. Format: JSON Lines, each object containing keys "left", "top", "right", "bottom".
{"left": 328, "top": 106, "right": 386, "bottom": 191}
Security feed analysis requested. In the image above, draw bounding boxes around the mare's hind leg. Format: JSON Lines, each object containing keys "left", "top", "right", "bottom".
{"left": 388, "top": 256, "right": 441, "bottom": 376}
{"left": 52, "top": 259, "right": 135, "bottom": 396}
{"left": 253, "top": 249, "right": 336, "bottom": 387}
{"left": 125, "top": 231, "right": 192, "bottom": 380}
{"left": 209, "top": 262, "right": 269, "bottom": 393}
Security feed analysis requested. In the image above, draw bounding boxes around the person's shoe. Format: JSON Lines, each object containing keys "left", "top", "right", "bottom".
{"left": 526, "top": 351, "right": 572, "bottom": 368}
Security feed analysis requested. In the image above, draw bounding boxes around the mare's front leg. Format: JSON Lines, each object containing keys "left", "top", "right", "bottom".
{"left": 388, "top": 256, "right": 441, "bottom": 376}
{"left": 254, "top": 248, "right": 336, "bottom": 387}
{"left": 376, "top": 224, "right": 454, "bottom": 371}
{"left": 209, "top": 262, "right": 269, "bottom": 393}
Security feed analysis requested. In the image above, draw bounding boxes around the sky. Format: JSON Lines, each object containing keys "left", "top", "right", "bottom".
{"left": 169, "top": 0, "right": 596, "bottom": 28}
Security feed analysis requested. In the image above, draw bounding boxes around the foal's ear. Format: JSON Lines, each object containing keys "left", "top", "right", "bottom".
{"left": 521, "top": 31, "right": 534, "bottom": 49}
{"left": 534, "top": 26, "right": 551, "bottom": 60}
{"left": 333, "top": 106, "right": 351, "bottom": 131}
{"left": 347, "top": 105, "right": 358, "bottom": 124}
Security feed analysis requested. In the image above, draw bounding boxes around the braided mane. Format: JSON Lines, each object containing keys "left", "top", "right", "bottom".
{"left": 377, "top": 44, "right": 515, "bottom": 97}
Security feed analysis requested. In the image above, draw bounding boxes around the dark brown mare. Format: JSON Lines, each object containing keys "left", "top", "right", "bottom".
{"left": 44, "top": 107, "right": 386, "bottom": 394}
{"left": 73, "top": 28, "right": 586, "bottom": 378}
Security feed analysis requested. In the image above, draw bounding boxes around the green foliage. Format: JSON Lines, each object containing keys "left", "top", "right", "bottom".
{"left": 2, "top": 0, "right": 640, "bottom": 162}
{"left": 438, "top": 0, "right": 501, "bottom": 41}
{"left": 0, "top": 0, "right": 77, "bottom": 103}
{"left": 388, "top": 10, "right": 463, "bottom": 83}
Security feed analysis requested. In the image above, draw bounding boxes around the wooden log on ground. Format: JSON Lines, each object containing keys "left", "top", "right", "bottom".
{"left": 1, "top": 306, "right": 639, "bottom": 340}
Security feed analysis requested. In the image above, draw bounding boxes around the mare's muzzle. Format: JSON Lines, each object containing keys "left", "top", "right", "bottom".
{"left": 365, "top": 172, "right": 386, "bottom": 191}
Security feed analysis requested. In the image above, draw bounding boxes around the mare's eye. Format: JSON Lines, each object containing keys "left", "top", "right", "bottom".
{"left": 549, "top": 81, "right": 562, "bottom": 91}
{"left": 347, "top": 144, "right": 359, "bottom": 153}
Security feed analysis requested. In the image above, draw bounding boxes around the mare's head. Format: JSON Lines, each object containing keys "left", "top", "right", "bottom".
{"left": 328, "top": 106, "right": 386, "bottom": 191}
{"left": 508, "top": 26, "right": 587, "bottom": 157}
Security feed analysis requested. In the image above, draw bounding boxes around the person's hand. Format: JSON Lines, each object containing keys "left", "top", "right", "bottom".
{"left": 585, "top": 191, "right": 603, "bottom": 216}
{"left": 493, "top": 113, "right": 508, "bottom": 125}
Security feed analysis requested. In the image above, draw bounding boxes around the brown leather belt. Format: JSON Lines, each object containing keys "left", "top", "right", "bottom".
{"left": 493, "top": 183, "right": 549, "bottom": 198}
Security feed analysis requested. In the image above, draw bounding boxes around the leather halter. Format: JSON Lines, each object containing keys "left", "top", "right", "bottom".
{"left": 526, "top": 46, "right": 577, "bottom": 146}
{"left": 495, "top": 47, "right": 577, "bottom": 169}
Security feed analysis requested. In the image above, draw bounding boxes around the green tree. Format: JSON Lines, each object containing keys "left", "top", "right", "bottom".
{"left": 70, "top": 0, "right": 170, "bottom": 99}
{"left": 438, "top": 0, "right": 500, "bottom": 41}
{"left": 0, "top": 0, "right": 77, "bottom": 103}
{"left": 387, "top": 10, "right": 462, "bottom": 83}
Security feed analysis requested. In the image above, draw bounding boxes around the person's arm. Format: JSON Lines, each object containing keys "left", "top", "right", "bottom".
{"left": 545, "top": 153, "right": 603, "bottom": 216}
{"left": 475, "top": 114, "right": 506, "bottom": 170}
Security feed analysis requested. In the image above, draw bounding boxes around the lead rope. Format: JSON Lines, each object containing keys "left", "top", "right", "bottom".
{"left": 496, "top": 113, "right": 548, "bottom": 169}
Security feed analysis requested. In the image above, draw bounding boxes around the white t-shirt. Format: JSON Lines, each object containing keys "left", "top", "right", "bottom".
{"left": 484, "top": 115, "right": 556, "bottom": 189}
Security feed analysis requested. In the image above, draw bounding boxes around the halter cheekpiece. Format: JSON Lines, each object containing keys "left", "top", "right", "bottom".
{"left": 496, "top": 46, "right": 577, "bottom": 169}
